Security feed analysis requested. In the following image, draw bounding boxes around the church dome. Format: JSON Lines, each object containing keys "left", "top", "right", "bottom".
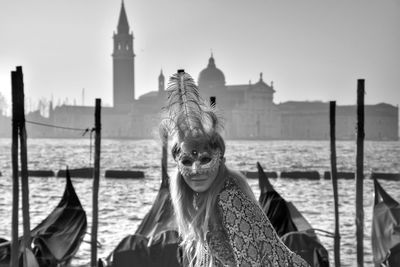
{"left": 198, "top": 55, "right": 226, "bottom": 90}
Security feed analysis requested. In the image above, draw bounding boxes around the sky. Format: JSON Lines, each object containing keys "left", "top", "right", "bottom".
{"left": 0, "top": 0, "right": 399, "bottom": 113}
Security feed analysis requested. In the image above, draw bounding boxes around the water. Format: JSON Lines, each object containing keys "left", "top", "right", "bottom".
{"left": 0, "top": 138, "right": 399, "bottom": 266}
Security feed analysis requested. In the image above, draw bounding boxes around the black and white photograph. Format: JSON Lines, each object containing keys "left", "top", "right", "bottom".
{"left": 0, "top": 1, "right": 399, "bottom": 266}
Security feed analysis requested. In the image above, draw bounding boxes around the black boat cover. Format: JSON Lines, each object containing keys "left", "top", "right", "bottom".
{"left": 0, "top": 168, "right": 87, "bottom": 267}
{"left": 257, "top": 162, "right": 329, "bottom": 267}
{"left": 372, "top": 179, "right": 400, "bottom": 266}
{"left": 106, "top": 167, "right": 181, "bottom": 267}
{"left": 257, "top": 163, "right": 297, "bottom": 237}
{"left": 281, "top": 231, "right": 329, "bottom": 267}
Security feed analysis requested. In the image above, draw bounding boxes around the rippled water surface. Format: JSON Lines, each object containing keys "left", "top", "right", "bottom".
{"left": 0, "top": 138, "right": 399, "bottom": 266}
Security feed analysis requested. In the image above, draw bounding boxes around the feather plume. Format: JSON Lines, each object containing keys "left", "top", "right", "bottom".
{"left": 161, "top": 70, "right": 223, "bottom": 141}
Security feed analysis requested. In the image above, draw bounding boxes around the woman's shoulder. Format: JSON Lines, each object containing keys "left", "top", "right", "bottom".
{"left": 220, "top": 169, "right": 251, "bottom": 193}
{"left": 217, "top": 172, "right": 265, "bottom": 224}
{"left": 218, "top": 174, "right": 254, "bottom": 207}
{"left": 219, "top": 174, "right": 240, "bottom": 195}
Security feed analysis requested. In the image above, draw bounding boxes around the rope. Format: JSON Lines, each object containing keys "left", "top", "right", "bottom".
{"left": 84, "top": 232, "right": 102, "bottom": 248}
{"left": 25, "top": 120, "right": 90, "bottom": 136}
{"left": 25, "top": 119, "right": 95, "bottom": 170}
{"left": 308, "top": 228, "right": 336, "bottom": 238}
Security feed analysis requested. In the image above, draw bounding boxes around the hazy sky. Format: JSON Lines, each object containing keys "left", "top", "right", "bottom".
{"left": 0, "top": 0, "right": 399, "bottom": 111}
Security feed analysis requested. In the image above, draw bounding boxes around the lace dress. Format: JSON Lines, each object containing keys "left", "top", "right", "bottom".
{"left": 203, "top": 177, "right": 310, "bottom": 267}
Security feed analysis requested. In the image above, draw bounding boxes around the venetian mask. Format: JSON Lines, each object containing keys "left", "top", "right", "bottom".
{"left": 175, "top": 139, "right": 222, "bottom": 192}
{"left": 177, "top": 149, "right": 221, "bottom": 178}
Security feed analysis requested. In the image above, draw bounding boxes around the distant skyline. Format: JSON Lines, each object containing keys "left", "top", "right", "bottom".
{"left": 0, "top": 0, "right": 399, "bottom": 113}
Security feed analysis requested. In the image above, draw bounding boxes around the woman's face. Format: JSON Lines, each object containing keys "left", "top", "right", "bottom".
{"left": 177, "top": 139, "right": 221, "bottom": 193}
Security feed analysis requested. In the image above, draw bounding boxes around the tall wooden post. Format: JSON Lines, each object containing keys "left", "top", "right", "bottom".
{"left": 11, "top": 67, "right": 21, "bottom": 267}
{"left": 18, "top": 68, "right": 31, "bottom": 267}
{"left": 161, "top": 128, "right": 168, "bottom": 187}
{"left": 11, "top": 66, "right": 31, "bottom": 266}
{"left": 91, "top": 98, "right": 101, "bottom": 266}
{"left": 356, "top": 79, "right": 365, "bottom": 267}
{"left": 330, "top": 101, "right": 341, "bottom": 266}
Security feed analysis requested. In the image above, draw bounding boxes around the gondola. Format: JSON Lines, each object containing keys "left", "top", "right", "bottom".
{"left": 257, "top": 162, "right": 330, "bottom": 266}
{"left": 104, "top": 165, "right": 181, "bottom": 267}
{"left": 372, "top": 178, "right": 400, "bottom": 266}
{"left": 0, "top": 168, "right": 87, "bottom": 267}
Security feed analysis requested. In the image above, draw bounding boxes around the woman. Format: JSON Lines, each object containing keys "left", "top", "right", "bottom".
{"left": 162, "top": 70, "right": 309, "bottom": 267}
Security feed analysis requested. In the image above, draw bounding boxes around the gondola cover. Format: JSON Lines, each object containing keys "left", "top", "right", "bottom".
{"left": 106, "top": 170, "right": 181, "bottom": 267}
{"left": 257, "top": 163, "right": 297, "bottom": 237}
{"left": 257, "top": 162, "right": 329, "bottom": 267}
{"left": 31, "top": 168, "right": 87, "bottom": 266}
{"left": 372, "top": 179, "right": 400, "bottom": 266}
{"left": 0, "top": 168, "right": 87, "bottom": 267}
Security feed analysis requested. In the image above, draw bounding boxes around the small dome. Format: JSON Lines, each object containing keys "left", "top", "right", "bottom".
{"left": 198, "top": 55, "right": 226, "bottom": 89}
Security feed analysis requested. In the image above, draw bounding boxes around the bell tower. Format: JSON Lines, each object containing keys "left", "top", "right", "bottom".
{"left": 113, "top": 1, "right": 135, "bottom": 108}
{"left": 158, "top": 69, "right": 165, "bottom": 93}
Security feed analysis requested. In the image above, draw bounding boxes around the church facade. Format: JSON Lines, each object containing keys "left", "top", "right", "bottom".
{"left": 1, "top": 2, "right": 397, "bottom": 140}
{"left": 138, "top": 54, "right": 398, "bottom": 141}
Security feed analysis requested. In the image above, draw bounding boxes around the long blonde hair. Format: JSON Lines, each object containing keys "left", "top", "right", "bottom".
{"left": 170, "top": 159, "right": 258, "bottom": 266}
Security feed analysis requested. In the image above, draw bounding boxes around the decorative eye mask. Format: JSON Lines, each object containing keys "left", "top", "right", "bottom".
{"left": 176, "top": 150, "right": 221, "bottom": 178}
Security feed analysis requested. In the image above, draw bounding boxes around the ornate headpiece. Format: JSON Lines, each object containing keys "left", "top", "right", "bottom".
{"left": 161, "top": 70, "right": 224, "bottom": 178}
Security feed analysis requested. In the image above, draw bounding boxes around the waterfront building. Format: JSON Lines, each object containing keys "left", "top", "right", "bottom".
{"left": 0, "top": 2, "right": 397, "bottom": 140}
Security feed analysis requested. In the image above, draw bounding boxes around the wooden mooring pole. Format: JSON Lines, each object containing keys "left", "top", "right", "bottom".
{"left": 356, "top": 79, "right": 365, "bottom": 267}
{"left": 330, "top": 101, "right": 341, "bottom": 267}
{"left": 11, "top": 66, "right": 31, "bottom": 266}
{"left": 161, "top": 128, "right": 168, "bottom": 186}
{"left": 91, "top": 98, "right": 101, "bottom": 266}
{"left": 11, "top": 67, "right": 21, "bottom": 267}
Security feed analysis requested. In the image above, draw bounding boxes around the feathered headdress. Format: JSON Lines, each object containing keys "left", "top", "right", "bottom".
{"left": 161, "top": 69, "right": 223, "bottom": 142}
